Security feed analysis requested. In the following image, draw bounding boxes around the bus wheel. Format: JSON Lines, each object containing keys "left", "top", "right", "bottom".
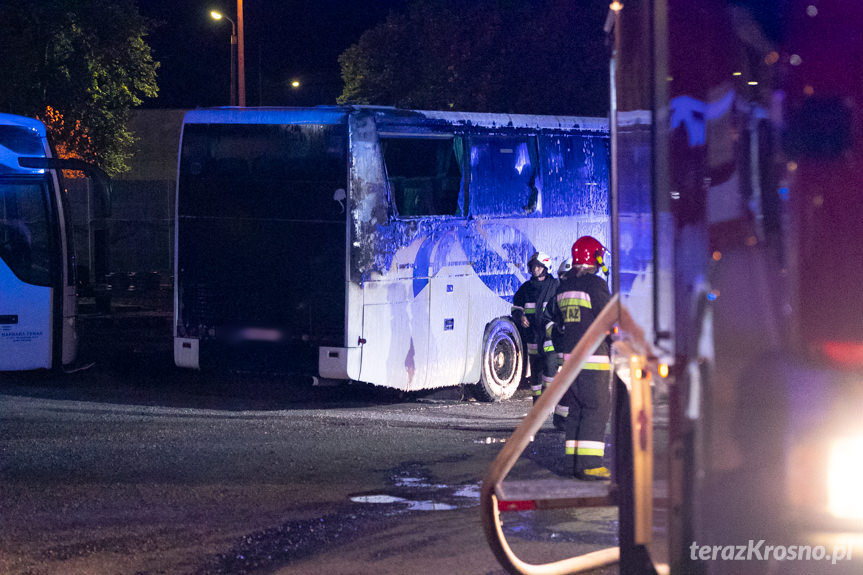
{"left": 475, "top": 318, "right": 523, "bottom": 402}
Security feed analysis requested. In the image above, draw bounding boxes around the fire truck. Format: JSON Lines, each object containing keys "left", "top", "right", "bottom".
{"left": 481, "top": 1, "right": 863, "bottom": 573}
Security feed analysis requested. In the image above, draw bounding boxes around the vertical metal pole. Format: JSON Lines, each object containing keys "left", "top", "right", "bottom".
{"left": 607, "top": 4, "right": 622, "bottom": 296}
{"left": 230, "top": 25, "right": 237, "bottom": 106}
{"left": 87, "top": 178, "right": 94, "bottom": 284}
{"left": 651, "top": 0, "right": 673, "bottom": 347}
{"left": 237, "top": 0, "right": 246, "bottom": 106}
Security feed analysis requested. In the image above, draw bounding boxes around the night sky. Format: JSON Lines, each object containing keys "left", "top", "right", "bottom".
{"left": 138, "top": 0, "right": 405, "bottom": 109}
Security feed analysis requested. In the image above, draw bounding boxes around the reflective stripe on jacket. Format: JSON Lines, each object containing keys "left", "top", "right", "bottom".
{"left": 543, "top": 272, "right": 611, "bottom": 357}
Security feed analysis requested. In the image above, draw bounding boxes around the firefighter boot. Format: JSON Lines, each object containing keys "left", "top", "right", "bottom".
{"left": 532, "top": 387, "right": 543, "bottom": 403}
{"left": 576, "top": 466, "right": 611, "bottom": 481}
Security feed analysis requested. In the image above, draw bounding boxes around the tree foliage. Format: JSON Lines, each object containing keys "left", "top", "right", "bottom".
{"left": 0, "top": 0, "right": 159, "bottom": 175}
{"left": 338, "top": 0, "right": 609, "bottom": 116}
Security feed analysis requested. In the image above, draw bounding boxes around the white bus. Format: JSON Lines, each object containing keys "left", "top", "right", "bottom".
{"left": 174, "top": 106, "right": 610, "bottom": 400}
{"left": 0, "top": 113, "right": 109, "bottom": 371}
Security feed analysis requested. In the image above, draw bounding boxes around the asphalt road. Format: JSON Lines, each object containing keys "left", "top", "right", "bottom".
{"left": 0, "top": 363, "right": 619, "bottom": 575}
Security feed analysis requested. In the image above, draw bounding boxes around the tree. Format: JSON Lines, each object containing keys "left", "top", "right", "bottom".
{"left": 338, "top": 0, "right": 608, "bottom": 116}
{"left": 0, "top": 0, "right": 159, "bottom": 175}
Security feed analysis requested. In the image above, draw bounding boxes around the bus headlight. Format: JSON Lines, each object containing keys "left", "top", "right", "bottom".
{"left": 828, "top": 436, "right": 863, "bottom": 520}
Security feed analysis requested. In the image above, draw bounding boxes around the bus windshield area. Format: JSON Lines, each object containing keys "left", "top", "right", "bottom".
{"left": 0, "top": 177, "right": 54, "bottom": 287}
{"left": 178, "top": 123, "right": 348, "bottom": 222}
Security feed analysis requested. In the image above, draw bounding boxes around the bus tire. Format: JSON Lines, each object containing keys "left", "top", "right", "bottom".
{"left": 474, "top": 318, "right": 523, "bottom": 402}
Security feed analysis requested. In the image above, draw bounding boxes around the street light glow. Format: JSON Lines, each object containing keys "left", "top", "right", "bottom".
{"left": 210, "top": 9, "right": 238, "bottom": 106}
{"left": 291, "top": 80, "right": 301, "bottom": 88}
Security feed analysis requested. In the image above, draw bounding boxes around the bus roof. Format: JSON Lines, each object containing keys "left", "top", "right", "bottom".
{"left": 370, "top": 107, "right": 608, "bottom": 132}
{"left": 0, "top": 112, "right": 48, "bottom": 135}
{"left": 182, "top": 106, "right": 608, "bottom": 133}
{"left": 183, "top": 107, "right": 349, "bottom": 126}
{"left": 0, "top": 113, "right": 50, "bottom": 174}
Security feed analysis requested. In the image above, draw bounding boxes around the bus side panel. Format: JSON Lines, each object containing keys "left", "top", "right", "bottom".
{"left": 358, "top": 276, "right": 430, "bottom": 391}
{"left": 346, "top": 111, "right": 418, "bottom": 387}
{"left": 459, "top": 216, "right": 610, "bottom": 384}
{"left": 0, "top": 260, "right": 53, "bottom": 370}
{"left": 459, "top": 218, "right": 535, "bottom": 385}
{"left": 476, "top": 216, "right": 610, "bottom": 285}
{"left": 426, "top": 254, "right": 471, "bottom": 389}
{"left": 461, "top": 273, "right": 512, "bottom": 384}
{"left": 319, "top": 281, "right": 364, "bottom": 380}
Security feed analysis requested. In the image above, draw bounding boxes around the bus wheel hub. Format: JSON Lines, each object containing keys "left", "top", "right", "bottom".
{"left": 495, "top": 352, "right": 505, "bottom": 369}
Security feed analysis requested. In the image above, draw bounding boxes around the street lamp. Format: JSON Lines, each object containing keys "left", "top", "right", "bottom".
{"left": 210, "top": 10, "right": 237, "bottom": 106}
{"left": 237, "top": 0, "right": 245, "bottom": 106}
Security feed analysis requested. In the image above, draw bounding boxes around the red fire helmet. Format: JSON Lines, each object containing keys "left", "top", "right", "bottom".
{"left": 571, "top": 236, "right": 607, "bottom": 267}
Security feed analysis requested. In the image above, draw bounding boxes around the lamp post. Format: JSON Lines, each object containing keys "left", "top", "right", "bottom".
{"left": 237, "top": 0, "right": 245, "bottom": 107}
{"left": 210, "top": 10, "right": 237, "bottom": 106}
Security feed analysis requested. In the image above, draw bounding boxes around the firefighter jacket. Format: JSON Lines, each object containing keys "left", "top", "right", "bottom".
{"left": 543, "top": 272, "right": 612, "bottom": 361}
{"left": 511, "top": 275, "right": 559, "bottom": 356}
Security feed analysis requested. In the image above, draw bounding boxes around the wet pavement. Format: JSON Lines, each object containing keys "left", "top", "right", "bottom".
{"left": 1, "top": 349, "right": 621, "bottom": 575}
{"left": 199, "top": 461, "right": 618, "bottom": 575}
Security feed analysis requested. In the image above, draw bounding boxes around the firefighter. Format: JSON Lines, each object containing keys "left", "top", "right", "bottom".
{"left": 543, "top": 236, "right": 612, "bottom": 480}
{"left": 557, "top": 258, "right": 572, "bottom": 281}
{"left": 511, "top": 251, "right": 559, "bottom": 403}
{"left": 548, "top": 257, "right": 575, "bottom": 430}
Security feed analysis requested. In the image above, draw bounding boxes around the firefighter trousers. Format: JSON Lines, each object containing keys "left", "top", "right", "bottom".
{"left": 564, "top": 367, "right": 611, "bottom": 473}
{"left": 528, "top": 351, "right": 558, "bottom": 402}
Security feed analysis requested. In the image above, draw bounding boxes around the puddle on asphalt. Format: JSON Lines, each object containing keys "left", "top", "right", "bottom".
{"left": 474, "top": 436, "right": 507, "bottom": 444}
{"left": 393, "top": 475, "right": 448, "bottom": 489}
{"left": 452, "top": 483, "right": 480, "bottom": 498}
{"left": 350, "top": 494, "right": 404, "bottom": 504}
{"left": 406, "top": 501, "right": 458, "bottom": 511}
{"left": 349, "top": 494, "right": 457, "bottom": 511}
{"left": 349, "top": 469, "right": 481, "bottom": 513}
